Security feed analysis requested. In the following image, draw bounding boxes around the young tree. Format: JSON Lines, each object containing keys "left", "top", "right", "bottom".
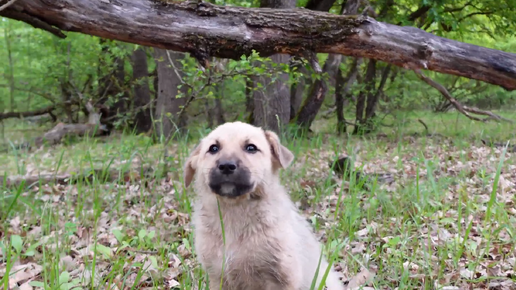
{"left": 251, "top": 0, "right": 297, "bottom": 134}
{"left": 130, "top": 46, "right": 152, "bottom": 133}
{"left": 153, "top": 48, "right": 187, "bottom": 139}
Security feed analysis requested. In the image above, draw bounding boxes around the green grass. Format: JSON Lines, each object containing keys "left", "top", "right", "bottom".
{"left": 1, "top": 111, "right": 516, "bottom": 290}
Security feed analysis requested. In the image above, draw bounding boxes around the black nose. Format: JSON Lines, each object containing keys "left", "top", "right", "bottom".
{"left": 218, "top": 162, "right": 237, "bottom": 174}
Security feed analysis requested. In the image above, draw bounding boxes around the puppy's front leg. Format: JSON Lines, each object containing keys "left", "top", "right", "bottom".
{"left": 209, "top": 279, "right": 223, "bottom": 290}
{"left": 264, "top": 282, "right": 297, "bottom": 290}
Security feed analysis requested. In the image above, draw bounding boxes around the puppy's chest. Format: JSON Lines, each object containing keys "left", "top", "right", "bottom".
{"left": 200, "top": 207, "right": 280, "bottom": 268}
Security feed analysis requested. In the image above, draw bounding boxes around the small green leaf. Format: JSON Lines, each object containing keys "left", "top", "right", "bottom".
{"left": 149, "top": 255, "right": 159, "bottom": 268}
{"left": 138, "top": 229, "right": 147, "bottom": 240}
{"left": 59, "top": 270, "right": 70, "bottom": 284}
{"left": 112, "top": 229, "right": 125, "bottom": 243}
{"left": 95, "top": 244, "right": 113, "bottom": 258}
{"left": 29, "top": 281, "right": 46, "bottom": 287}
{"left": 11, "top": 235, "right": 23, "bottom": 253}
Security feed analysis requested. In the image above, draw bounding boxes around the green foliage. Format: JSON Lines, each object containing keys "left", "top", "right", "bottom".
{"left": 1, "top": 0, "right": 516, "bottom": 132}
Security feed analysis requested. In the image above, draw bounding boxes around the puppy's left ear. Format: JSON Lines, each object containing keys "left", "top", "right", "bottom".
{"left": 184, "top": 142, "right": 201, "bottom": 188}
{"left": 265, "top": 130, "right": 294, "bottom": 169}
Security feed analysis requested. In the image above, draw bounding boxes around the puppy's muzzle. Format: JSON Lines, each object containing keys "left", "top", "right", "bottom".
{"left": 209, "top": 159, "right": 254, "bottom": 198}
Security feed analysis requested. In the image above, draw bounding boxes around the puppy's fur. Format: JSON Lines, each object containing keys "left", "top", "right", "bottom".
{"left": 184, "top": 121, "right": 344, "bottom": 290}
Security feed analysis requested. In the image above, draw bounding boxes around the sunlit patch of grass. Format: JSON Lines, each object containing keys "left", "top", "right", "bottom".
{"left": 1, "top": 112, "right": 516, "bottom": 289}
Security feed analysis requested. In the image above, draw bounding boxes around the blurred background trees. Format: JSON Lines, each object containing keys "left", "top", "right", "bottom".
{"left": 1, "top": 0, "right": 515, "bottom": 143}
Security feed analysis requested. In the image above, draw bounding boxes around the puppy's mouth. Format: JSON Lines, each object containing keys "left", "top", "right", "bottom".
{"left": 208, "top": 168, "right": 254, "bottom": 198}
{"left": 209, "top": 181, "right": 254, "bottom": 198}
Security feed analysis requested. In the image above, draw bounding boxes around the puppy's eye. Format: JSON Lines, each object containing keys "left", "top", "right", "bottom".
{"left": 208, "top": 144, "right": 219, "bottom": 154}
{"left": 245, "top": 144, "right": 258, "bottom": 153}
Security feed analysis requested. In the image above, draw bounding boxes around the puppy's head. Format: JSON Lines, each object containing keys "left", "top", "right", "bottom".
{"left": 183, "top": 121, "right": 294, "bottom": 199}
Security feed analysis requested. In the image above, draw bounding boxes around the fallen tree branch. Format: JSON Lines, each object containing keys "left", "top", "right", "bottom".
{"left": 32, "top": 122, "right": 108, "bottom": 148}
{"left": 0, "top": 9, "right": 66, "bottom": 38}
{"left": 0, "top": 0, "right": 19, "bottom": 12}
{"left": 480, "top": 139, "right": 516, "bottom": 153}
{"left": 0, "top": 105, "right": 55, "bottom": 121}
{"left": 1, "top": 100, "right": 109, "bottom": 152}
{"left": 2, "top": 0, "right": 516, "bottom": 90}
{"left": 0, "top": 166, "right": 155, "bottom": 188}
{"left": 413, "top": 69, "right": 513, "bottom": 123}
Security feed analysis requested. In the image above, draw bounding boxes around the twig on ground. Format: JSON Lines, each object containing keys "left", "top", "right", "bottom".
{"left": 418, "top": 118, "right": 429, "bottom": 133}
{"left": 0, "top": 166, "right": 154, "bottom": 188}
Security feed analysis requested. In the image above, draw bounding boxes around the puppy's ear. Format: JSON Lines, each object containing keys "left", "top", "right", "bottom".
{"left": 184, "top": 142, "right": 202, "bottom": 188}
{"left": 264, "top": 130, "right": 294, "bottom": 169}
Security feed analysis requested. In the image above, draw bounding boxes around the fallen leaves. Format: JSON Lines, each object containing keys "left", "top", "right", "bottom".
{"left": 1, "top": 135, "right": 516, "bottom": 289}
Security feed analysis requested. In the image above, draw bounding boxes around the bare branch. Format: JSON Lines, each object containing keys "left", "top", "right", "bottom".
{"left": 0, "top": 83, "right": 56, "bottom": 103}
{"left": 0, "top": 105, "right": 55, "bottom": 121}
{"left": 414, "top": 69, "right": 513, "bottom": 123}
{"left": 0, "top": 0, "right": 19, "bottom": 12}
{"left": 0, "top": 10, "right": 66, "bottom": 38}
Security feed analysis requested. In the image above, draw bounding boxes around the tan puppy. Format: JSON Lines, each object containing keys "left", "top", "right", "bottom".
{"left": 184, "top": 121, "right": 344, "bottom": 290}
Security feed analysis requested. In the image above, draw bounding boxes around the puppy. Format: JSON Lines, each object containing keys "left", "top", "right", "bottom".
{"left": 184, "top": 121, "right": 344, "bottom": 290}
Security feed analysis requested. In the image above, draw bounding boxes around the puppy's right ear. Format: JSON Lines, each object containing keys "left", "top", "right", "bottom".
{"left": 184, "top": 143, "right": 201, "bottom": 188}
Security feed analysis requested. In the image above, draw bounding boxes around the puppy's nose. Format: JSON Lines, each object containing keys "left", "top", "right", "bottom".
{"left": 218, "top": 162, "right": 237, "bottom": 175}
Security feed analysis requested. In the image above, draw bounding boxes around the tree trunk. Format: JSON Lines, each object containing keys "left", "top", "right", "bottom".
{"left": 213, "top": 82, "right": 226, "bottom": 125}
{"left": 153, "top": 48, "right": 187, "bottom": 140}
{"left": 365, "top": 64, "right": 391, "bottom": 120}
{"left": 3, "top": 0, "right": 516, "bottom": 90}
{"left": 97, "top": 39, "right": 128, "bottom": 130}
{"left": 354, "top": 59, "right": 376, "bottom": 134}
{"left": 304, "top": 0, "right": 337, "bottom": 12}
{"left": 251, "top": 0, "right": 296, "bottom": 133}
{"left": 295, "top": 0, "right": 360, "bottom": 131}
{"left": 214, "top": 97, "right": 225, "bottom": 125}
{"left": 295, "top": 54, "right": 342, "bottom": 130}
{"left": 287, "top": 0, "right": 336, "bottom": 122}
{"left": 289, "top": 63, "right": 308, "bottom": 121}
{"left": 335, "top": 57, "right": 362, "bottom": 134}
{"left": 130, "top": 47, "right": 152, "bottom": 133}
{"left": 4, "top": 21, "right": 15, "bottom": 112}
{"left": 205, "top": 99, "right": 214, "bottom": 128}
{"left": 111, "top": 57, "right": 128, "bottom": 115}
{"left": 252, "top": 55, "right": 291, "bottom": 133}
{"left": 245, "top": 77, "right": 254, "bottom": 124}
{"left": 335, "top": 69, "right": 346, "bottom": 134}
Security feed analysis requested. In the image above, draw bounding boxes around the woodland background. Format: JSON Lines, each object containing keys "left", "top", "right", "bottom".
{"left": 0, "top": 0, "right": 516, "bottom": 139}
{"left": 1, "top": 0, "right": 516, "bottom": 289}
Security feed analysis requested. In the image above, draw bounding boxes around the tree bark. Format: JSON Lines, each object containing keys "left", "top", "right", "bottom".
{"left": 295, "top": 54, "right": 342, "bottom": 129}
{"left": 130, "top": 47, "right": 153, "bottom": 133}
{"left": 354, "top": 59, "right": 376, "bottom": 134}
{"left": 335, "top": 58, "right": 362, "bottom": 133}
{"left": 251, "top": 0, "right": 296, "bottom": 133}
{"left": 97, "top": 39, "right": 128, "bottom": 130}
{"left": 2, "top": 1, "right": 515, "bottom": 91}
{"left": 295, "top": 0, "right": 360, "bottom": 130}
{"left": 251, "top": 54, "right": 291, "bottom": 134}
{"left": 153, "top": 48, "right": 187, "bottom": 139}
{"left": 365, "top": 64, "right": 391, "bottom": 120}
{"left": 305, "top": 0, "right": 337, "bottom": 12}
{"left": 245, "top": 78, "right": 254, "bottom": 123}
{"left": 335, "top": 69, "right": 346, "bottom": 134}
{"left": 289, "top": 63, "right": 309, "bottom": 121}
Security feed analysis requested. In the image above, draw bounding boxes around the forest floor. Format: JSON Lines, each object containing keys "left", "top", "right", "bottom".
{"left": 1, "top": 110, "right": 516, "bottom": 290}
